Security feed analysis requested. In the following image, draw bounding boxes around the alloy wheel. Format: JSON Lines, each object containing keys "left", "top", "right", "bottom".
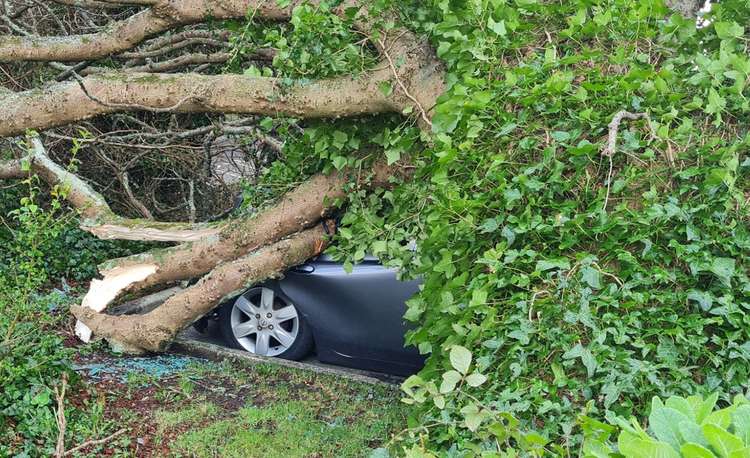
{"left": 230, "top": 286, "right": 300, "bottom": 357}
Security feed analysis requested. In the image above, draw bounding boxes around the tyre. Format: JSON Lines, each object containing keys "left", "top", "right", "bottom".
{"left": 219, "top": 284, "right": 314, "bottom": 360}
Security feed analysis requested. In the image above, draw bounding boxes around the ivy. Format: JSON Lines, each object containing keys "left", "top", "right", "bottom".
{"left": 232, "top": 0, "right": 750, "bottom": 455}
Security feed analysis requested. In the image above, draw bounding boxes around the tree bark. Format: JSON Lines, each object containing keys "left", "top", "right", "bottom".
{"left": 71, "top": 225, "right": 328, "bottom": 353}
{"left": 83, "top": 163, "right": 399, "bottom": 301}
{"left": 0, "top": 71, "right": 395, "bottom": 138}
{"left": 0, "top": 0, "right": 291, "bottom": 62}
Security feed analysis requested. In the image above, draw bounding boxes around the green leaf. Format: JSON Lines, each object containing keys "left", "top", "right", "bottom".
{"left": 563, "top": 343, "right": 597, "bottom": 377}
{"left": 450, "top": 345, "right": 472, "bottom": 375}
{"left": 536, "top": 258, "right": 571, "bottom": 272}
{"left": 385, "top": 148, "right": 401, "bottom": 165}
{"left": 731, "top": 405, "right": 750, "bottom": 444}
{"left": 440, "top": 370, "right": 461, "bottom": 393}
{"left": 332, "top": 156, "right": 347, "bottom": 170}
{"left": 729, "top": 448, "right": 750, "bottom": 458}
{"left": 488, "top": 17, "right": 506, "bottom": 36}
{"left": 582, "top": 266, "right": 602, "bottom": 289}
{"left": 461, "top": 403, "right": 484, "bottom": 432}
{"left": 479, "top": 218, "right": 499, "bottom": 233}
{"left": 688, "top": 290, "right": 713, "bottom": 312}
{"left": 378, "top": 81, "right": 393, "bottom": 97}
{"left": 697, "top": 394, "right": 720, "bottom": 424}
{"left": 679, "top": 421, "right": 709, "bottom": 448}
{"left": 466, "top": 372, "right": 487, "bottom": 387}
{"left": 703, "top": 423, "right": 743, "bottom": 457}
{"left": 681, "top": 443, "right": 717, "bottom": 458}
{"left": 714, "top": 22, "right": 745, "bottom": 40}
{"left": 332, "top": 131, "right": 347, "bottom": 149}
{"left": 706, "top": 89, "right": 727, "bottom": 115}
{"left": 618, "top": 433, "right": 680, "bottom": 458}
{"left": 649, "top": 402, "right": 691, "bottom": 450}
{"left": 710, "top": 258, "right": 736, "bottom": 287}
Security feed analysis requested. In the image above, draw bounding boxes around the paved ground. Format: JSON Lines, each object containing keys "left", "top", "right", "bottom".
{"left": 178, "top": 320, "right": 404, "bottom": 383}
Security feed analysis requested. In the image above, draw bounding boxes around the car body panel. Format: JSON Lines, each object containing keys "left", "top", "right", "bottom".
{"left": 277, "top": 255, "right": 424, "bottom": 375}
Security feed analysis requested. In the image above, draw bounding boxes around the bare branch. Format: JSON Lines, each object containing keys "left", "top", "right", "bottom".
{"left": 53, "top": 0, "right": 155, "bottom": 8}
{"left": 119, "top": 170, "right": 153, "bottom": 219}
{"left": 0, "top": 0, "right": 293, "bottom": 62}
{"left": 0, "top": 134, "right": 223, "bottom": 241}
{"left": 0, "top": 71, "right": 395, "bottom": 137}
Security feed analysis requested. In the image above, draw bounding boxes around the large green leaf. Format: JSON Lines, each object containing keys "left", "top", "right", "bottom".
{"left": 703, "top": 423, "right": 744, "bottom": 457}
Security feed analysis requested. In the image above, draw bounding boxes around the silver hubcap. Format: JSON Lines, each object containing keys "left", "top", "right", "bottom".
{"left": 230, "top": 286, "right": 299, "bottom": 357}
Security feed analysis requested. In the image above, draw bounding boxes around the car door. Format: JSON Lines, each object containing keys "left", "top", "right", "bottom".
{"left": 278, "top": 255, "right": 424, "bottom": 375}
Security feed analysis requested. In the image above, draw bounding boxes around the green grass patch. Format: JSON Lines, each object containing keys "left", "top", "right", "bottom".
{"left": 141, "top": 360, "right": 406, "bottom": 457}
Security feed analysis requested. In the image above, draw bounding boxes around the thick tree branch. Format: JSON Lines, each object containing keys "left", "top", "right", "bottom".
{"left": 88, "top": 162, "right": 402, "bottom": 302}
{"left": 0, "top": 71, "right": 395, "bottom": 137}
{"left": 0, "top": 0, "right": 292, "bottom": 62}
{"left": 72, "top": 225, "right": 329, "bottom": 353}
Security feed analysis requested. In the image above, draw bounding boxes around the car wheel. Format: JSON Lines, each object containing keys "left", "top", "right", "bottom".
{"left": 219, "top": 285, "right": 314, "bottom": 360}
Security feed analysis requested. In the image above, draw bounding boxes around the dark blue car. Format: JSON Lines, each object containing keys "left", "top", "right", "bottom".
{"left": 211, "top": 254, "right": 424, "bottom": 376}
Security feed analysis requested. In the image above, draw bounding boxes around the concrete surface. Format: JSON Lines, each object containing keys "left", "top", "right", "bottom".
{"left": 177, "top": 320, "right": 404, "bottom": 385}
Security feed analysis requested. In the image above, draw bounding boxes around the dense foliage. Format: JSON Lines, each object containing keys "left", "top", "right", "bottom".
{"left": 583, "top": 393, "right": 750, "bottom": 457}
{"left": 237, "top": 0, "right": 750, "bottom": 454}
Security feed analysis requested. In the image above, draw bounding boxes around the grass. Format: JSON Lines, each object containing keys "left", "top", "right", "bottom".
{"left": 95, "top": 356, "right": 407, "bottom": 457}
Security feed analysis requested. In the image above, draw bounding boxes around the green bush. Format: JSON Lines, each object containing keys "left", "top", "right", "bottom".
{"left": 313, "top": 0, "right": 750, "bottom": 454}
{"left": 584, "top": 393, "right": 750, "bottom": 458}
{"left": 0, "top": 167, "right": 146, "bottom": 455}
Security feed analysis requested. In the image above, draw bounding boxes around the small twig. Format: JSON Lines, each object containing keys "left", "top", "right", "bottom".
{"left": 54, "top": 61, "right": 93, "bottom": 81}
{"left": 54, "top": 374, "right": 68, "bottom": 458}
{"left": 602, "top": 110, "right": 653, "bottom": 211}
{"left": 188, "top": 179, "right": 196, "bottom": 223}
{"left": 63, "top": 429, "right": 127, "bottom": 456}
{"left": 119, "top": 170, "right": 154, "bottom": 219}
{"left": 377, "top": 32, "right": 433, "bottom": 128}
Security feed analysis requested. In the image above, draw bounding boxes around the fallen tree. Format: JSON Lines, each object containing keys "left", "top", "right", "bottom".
{"left": 0, "top": 0, "right": 443, "bottom": 353}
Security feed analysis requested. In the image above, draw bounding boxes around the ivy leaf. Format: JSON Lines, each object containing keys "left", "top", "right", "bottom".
{"left": 332, "top": 131, "right": 347, "bottom": 149}
{"left": 378, "top": 81, "right": 393, "bottom": 97}
{"left": 688, "top": 290, "right": 713, "bottom": 312}
{"left": 706, "top": 89, "right": 726, "bottom": 115}
{"left": 450, "top": 345, "right": 472, "bottom": 375}
{"left": 563, "top": 343, "right": 597, "bottom": 377}
{"left": 385, "top": 149, "right": 401, "bottom": 165}
{"left": 332, "top": 156, "right": 347, "bottom": 170}
{"left": 479, "top": 218, "right": 499, "bottom": 233}
{"left": 581, "top": 266, "right": 602, "bottom": 289}
{"left": 710, "top": 258, "right": 735, "bottom": 288}
{"left": 536, "top": 258, "right": 571, "bottom": 272}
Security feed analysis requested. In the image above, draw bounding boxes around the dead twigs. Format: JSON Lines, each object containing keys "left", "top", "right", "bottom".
{"left": 601, "top": 110, "right": 663, "bottom": 212}
{"left": 63, "top": 428, "right": 127, "bottom": 456}
{"left": 54, "top": 374, "right": 68, "bottom": 458}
